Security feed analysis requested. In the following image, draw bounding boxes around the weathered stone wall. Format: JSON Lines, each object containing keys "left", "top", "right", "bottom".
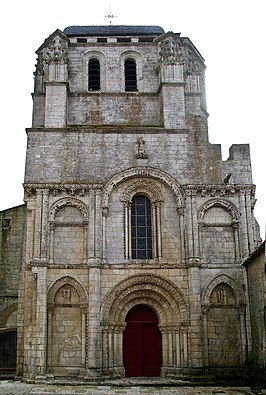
{"left": 244, "top": 242, "right": 266, "bottom": 382}
{"left": 0, "top": 205, "right": 25, "bottom": 312}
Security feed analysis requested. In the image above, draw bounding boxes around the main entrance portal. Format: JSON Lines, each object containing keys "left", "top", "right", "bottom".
{"left": 123, "top": 304, "right": 162, "bottom": 377}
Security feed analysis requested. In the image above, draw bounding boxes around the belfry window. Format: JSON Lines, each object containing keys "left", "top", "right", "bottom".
{"left": 88, "top": 58, "right": 100, "bottom": 91}
{"left": 125, "top": 58, "right": 137, "bottom": 91}
{"left": 131, "top": 195, "right": 152, "bottom": 259}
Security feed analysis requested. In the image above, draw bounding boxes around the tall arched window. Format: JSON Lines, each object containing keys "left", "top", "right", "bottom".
{"left": 131, "top": 195, "right": 152, "bottom": 259}
{"left": 125, "top": 58, "right": 137, "bottom": 91}
{"left": 88, "top": 58, "right": 100, "bottom": 91}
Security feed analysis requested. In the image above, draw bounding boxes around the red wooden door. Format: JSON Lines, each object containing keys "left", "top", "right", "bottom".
{"left": 123, "top": 305, "right": 162, "bottom": 377}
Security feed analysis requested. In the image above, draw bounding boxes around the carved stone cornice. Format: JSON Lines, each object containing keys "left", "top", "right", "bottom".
{"left": 184, "top": 184, "right": 255, "bottom": 198}
{"left": 24, "top": 183, "right": 102, "bottom": 199}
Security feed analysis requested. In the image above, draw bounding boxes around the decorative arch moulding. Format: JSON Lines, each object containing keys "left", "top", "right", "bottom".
{"left": 101, "top": 273, "right": 190, "bottom": 327}
{"left": 102, "top": 166, "right": 184, "bottom": 210}
{"left": 201, "top": 273, "right": 246, "bottom": 308}
{"left": 197, "top": 197, "right": 240, "bottom": 223}
{"left": 47, "top": 275, "right": 89, "bottom": 306}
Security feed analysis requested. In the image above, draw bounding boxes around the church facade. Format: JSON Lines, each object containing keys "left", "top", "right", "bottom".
{"left": 1, "top": 25, "right": 264, "bottom": 383}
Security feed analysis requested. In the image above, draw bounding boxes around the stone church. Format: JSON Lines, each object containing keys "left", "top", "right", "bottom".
{"left": 0, "top": 25, "right": 265, "bottom": 384}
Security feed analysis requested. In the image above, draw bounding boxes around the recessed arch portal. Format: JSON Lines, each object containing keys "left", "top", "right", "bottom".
{"left": 101, "top": 274, "right": 189, "bottom": 377}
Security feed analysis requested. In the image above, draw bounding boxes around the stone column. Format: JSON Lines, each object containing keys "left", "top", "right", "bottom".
{"left": 32, "top": 266, "right": 48, "bottom": 378}
{"left": 245, "top": 188, "right": 255, "bottom": 252}
{"left": 124, "top": 204, "right": 129, "bottom": 259}
{"left": 34, "top": 189, "right": 49, "bottom": 261}
{"left": 81, "top": 310, "right": 86, "bottom": 367}
{"left": 128, "top": 205, "right": 132, "bottom": 259}
{"left": 25, "top": 206, "right": 35, "bottom": 263}
{"left": 239, "top": 190, "right": 249, "bottom": 258}
{"left": 101, "top": 327, "right": 108, "bottom": 371}
{"left": 188, "top": 265, "right": 203, "bottom": 368}
{"left": 175, "top": 330, "right": 181, "bottom": 367}
{"left": 181, "top": 327, "right": 189, "bottom": 367}
{"left": 156, "top": 202, "right": 162, "bottom": 258}
{"left": 152, "top": 203, "right": 157, "bottom": 258}
{"left": 34, "top": 190, "right": 43, "bottom": 259}
{"left": 87, "top": 266, "right": 101, "bottom": 376}
{"left": 177, "top": 207, "right": 186, "bottom": 262}
{"left": 160, "top": 328, "right": 169, "bottom": 376}
{"left": 202, "top": 307, "right": 209, "bottom": 367}
{"left": 233, "top": 222, "right": 240, "bottom": 262}
{"left": 40, "top": 189, "right": 49, "bottom": 258}
{"left": 185, "top": 190, "right": 194, "bottom": 259}
{"left": 239, "top": 306, "right": 247, "bottom": 365}
{"left": 191, "top": 190, "right": 200, "bottom": 259}
{"left": 95, "top": 189, "right": 102, "bottom": 260}
{"left": 113, "top": 325, "right": 125, "bottom": 376}
{"left": 102, "top": 207, "right": 107, "bottom": 261}
{"left": 82, "top": 222, "right": 88, "bottom": 263}
{"left": 88, "top": 190, "right": 95, "bottom": 259}
{"left": 48, "top": 222, "right": 55, "bottom": 263}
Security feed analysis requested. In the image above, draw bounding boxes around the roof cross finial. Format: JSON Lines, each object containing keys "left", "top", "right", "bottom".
{"left": 105, "top": 4, "right": 117, "bottom": 24}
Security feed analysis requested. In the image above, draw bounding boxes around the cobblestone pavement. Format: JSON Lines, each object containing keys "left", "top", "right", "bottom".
{"left": 0, "top": 381, "right": 261, "bottom": 395}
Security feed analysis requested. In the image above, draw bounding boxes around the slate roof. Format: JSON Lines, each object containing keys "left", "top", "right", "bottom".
{"left": 63, "top": 25, "right": 165, "bottom": 37}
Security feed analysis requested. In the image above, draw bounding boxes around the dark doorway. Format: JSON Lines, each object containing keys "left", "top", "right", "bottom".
{"left": 123, "top": 304, "right": 162, "bottom": 377}
{"left": 0, "top": 330, "right": 17, "bottom": 376}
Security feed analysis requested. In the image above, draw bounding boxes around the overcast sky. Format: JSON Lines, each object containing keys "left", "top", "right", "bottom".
{"left": 0, "top": 0, "right": 264, "bottom": 237}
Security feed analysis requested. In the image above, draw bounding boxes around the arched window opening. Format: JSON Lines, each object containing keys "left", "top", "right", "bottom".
{"left": 125, "top": 58, "right": 137, "bottom": 92}
{"left": 131, "top": 195, "right": 152, "bottom": 259}
{"left": 88, "top": 58, "right": 100, "bottom": 91}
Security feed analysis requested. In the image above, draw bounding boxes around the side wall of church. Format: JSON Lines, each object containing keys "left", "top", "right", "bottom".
{"left": 0, "top": 205, "right": 25, "bottom": 312}
{"left": 244, "top": 243, "right": 266, "bottom": 383}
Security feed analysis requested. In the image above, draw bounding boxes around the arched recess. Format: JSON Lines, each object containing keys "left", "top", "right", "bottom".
{"left": 101, "top": 167, "right": 186, "bottom": 262}
{"left": 198, "top": 198, "right": 240, "bottom": 263}
{"left": 0, "top": 304, "right": 18, "bottom": 329}
{"left": 101, "top": 274, "right": 189, "bottom": 377}
{"left": 201, "top": 274, "right": 247, "bottom": 368}
{"left": 47, "top": 276, "right": 88, "bottom": 375}
{"left": 48, "top": 197, "right": 89, "bottom": 264}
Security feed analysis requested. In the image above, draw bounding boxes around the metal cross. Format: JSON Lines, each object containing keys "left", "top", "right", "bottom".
{"left": 105, "top": 4, "right": 117, "bottom": 24}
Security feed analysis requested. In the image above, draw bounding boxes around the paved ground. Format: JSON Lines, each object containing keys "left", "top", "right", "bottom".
{"left": 0, "top": 381, "right": 262, "bottom": 395}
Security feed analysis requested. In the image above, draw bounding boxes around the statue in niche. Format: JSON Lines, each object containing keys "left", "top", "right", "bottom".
{"left": 216, "top": 287, "right": 228, "bottom": 304}
{"left": 62, "top": 288, "right": 71, "bottom": 302}
{"left": 136, "top": 137, "right": 148, "bottom": 159}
